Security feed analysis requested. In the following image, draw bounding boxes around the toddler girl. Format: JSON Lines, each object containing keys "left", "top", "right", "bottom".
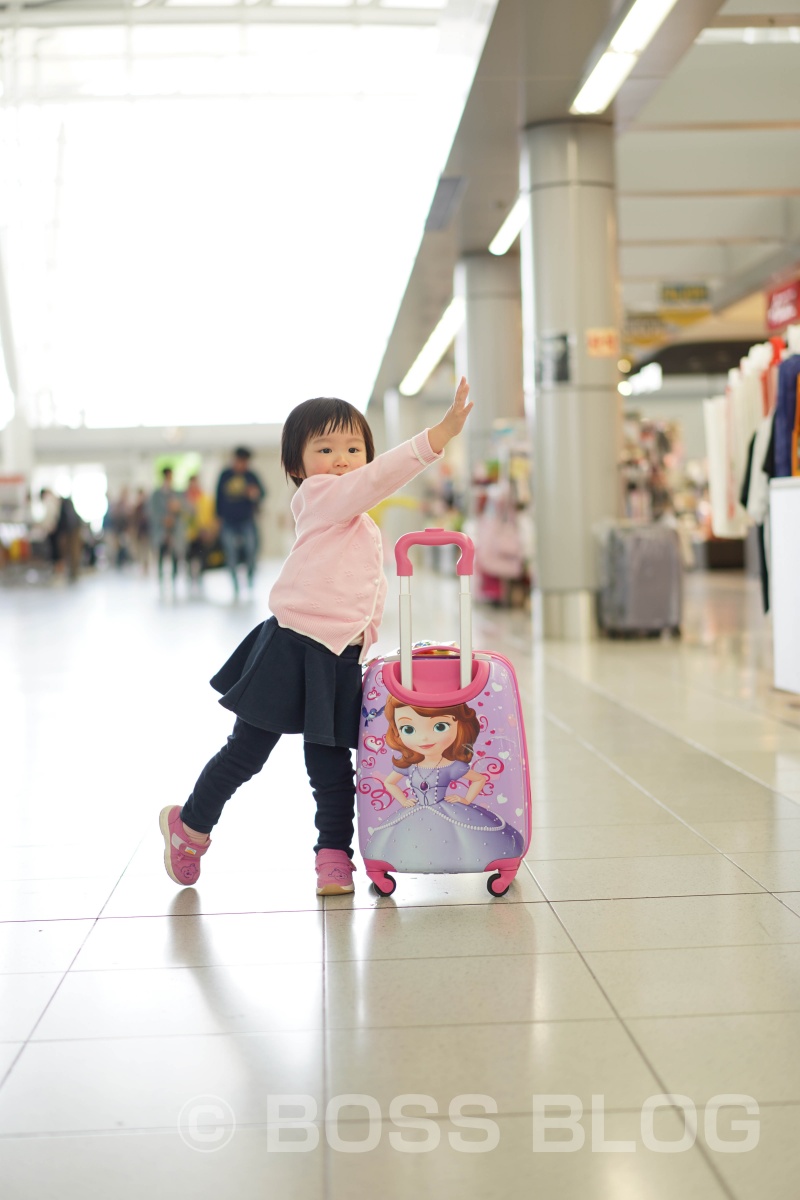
{"left": 159, "top": 378, "right": 472, "bottom": 894}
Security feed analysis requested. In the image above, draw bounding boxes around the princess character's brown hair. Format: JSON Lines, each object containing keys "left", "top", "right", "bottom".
{"left": 385, "top": 695, "right": 480, "bottom": 770}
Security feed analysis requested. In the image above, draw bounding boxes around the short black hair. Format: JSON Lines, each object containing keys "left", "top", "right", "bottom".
{"left": 281, "top": 398, "right": 375, "bottom": 488}
{"left": 233, "top": 446, "right": 252, "bottom": 460}
{"left": 161, "top": 466, "right": 173, "bottom": 479}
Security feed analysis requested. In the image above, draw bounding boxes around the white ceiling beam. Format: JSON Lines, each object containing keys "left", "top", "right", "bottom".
{"left": 710, "top": 13, "right": 800, "bottom": 26}
{"left": 32, "top": 421, "right": 284, "bottom": 456}
{"left": 0, "top": 5, "right": 439, "bottom": 28}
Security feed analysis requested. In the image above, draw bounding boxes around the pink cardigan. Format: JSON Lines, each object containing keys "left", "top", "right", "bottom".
{"left": 269, "top": 429, "right": 442, "bottom": 661}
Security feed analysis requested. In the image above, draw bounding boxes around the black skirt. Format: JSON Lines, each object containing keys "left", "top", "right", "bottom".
{"left": 209, "top": 617, "right": 363, "bottom": 749}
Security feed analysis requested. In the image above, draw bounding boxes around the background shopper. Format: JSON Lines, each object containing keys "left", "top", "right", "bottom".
{"left": 215, "top": 447, "right": 266, "bottom": 597}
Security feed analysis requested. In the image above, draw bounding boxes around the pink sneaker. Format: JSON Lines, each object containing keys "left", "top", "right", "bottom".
{"left": 315, "top": 849, "right": 356, "bottom": 896}
{"left": 159, "top": 806, "right": 211, "bottom": 886}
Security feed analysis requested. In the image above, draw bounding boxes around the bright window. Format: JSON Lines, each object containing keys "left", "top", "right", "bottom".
{"left": 0, "top": 10, "right": 496, "bottom": 428}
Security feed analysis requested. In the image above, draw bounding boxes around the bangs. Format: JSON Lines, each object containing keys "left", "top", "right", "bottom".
{"left": 310, "top": 402, "right": 369, "bottom": 443}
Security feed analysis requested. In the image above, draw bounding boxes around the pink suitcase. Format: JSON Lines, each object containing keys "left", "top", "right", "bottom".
{"left": 357, "top": 529, "right": 532, "bottom": 897}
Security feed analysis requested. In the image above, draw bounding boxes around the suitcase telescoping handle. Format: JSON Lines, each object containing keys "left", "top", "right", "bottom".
{"left": 394, "top": 529, "right": 474, "bottom": 690}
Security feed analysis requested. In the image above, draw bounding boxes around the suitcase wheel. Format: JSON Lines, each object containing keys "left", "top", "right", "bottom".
{"left": 372, "top": 873, "right": 396, "bottom": 897}
{"left": 487, "top": 871, "right": 510, "bottom": 898}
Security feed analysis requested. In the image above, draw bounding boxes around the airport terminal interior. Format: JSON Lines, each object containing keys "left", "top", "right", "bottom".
{"left": 2, "top": 0, "right": 800, "bottom": 1197}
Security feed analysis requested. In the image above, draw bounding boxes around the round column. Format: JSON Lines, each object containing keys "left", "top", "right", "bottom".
{"left": 519, "top": 121, "right": 621, "bottom": 639}
{"left": 454, "top": 253, "right": 523, "bottom": 469}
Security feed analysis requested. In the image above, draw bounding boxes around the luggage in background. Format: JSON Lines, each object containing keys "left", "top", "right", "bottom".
{"left": 597, "top": 523, "right": 682, "bottom": 637}
{"left": 357, "top": 529, "right": 532, "bottom": 898}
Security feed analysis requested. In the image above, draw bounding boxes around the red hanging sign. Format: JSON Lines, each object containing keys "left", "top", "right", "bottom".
{"left": 766, "top": 279, "right": 800, "bottom": 331}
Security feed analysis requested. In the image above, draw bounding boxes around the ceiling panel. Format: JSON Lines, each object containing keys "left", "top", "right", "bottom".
{"left": 719, "top": 0, "right": 800, "bottom": 13}
{"left": 619, "top": 239, "right": 786, "bottom": 282}
{"left": 618, "top": 195, "right": 794, "bottom": 241}
{"left": 617, "top": 128, "right": 800, "bottom": 194}
{"left": 620, "top": 243, "right": 730, "bottom": 278}
{"left": 635, "top": 44, "right": 800, "bottom": 126}
{"left": 726, "top": 239, "right": 789, "bottom": 272}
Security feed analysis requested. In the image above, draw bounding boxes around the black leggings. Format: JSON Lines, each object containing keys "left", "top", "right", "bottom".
{"left": 180, "top": 717, "right": 356, "bottom": 856}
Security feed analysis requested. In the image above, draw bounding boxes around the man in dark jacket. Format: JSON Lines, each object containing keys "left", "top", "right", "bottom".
{"left": 215, "top": 447, "right": 266, "bottom": 597}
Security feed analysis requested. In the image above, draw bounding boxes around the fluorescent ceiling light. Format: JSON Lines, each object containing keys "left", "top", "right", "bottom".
{"left": 271, "top": 0, "right": 354, "bottom": 7}
{"left": 399, "top": 297, "right": 466, "bottom": 396}
{"left": 381, "top": 0, "right": 447, "bottom": 8}
{"left": 571, "top": 0, "right": 679, "bottom": 115}
{"left": 611, "top": 0, "right": 680, "bottom": 55}
{"left": 696, "top": 27, "right": 800, "bottom": 45}
{"left": 166, "top": 0, "right": 241, "bottom": 6}
{"left": 571, "top": 50, "right": 636, "bottom": 115}
{"left": 488, "top": 195, "right": 529, "bottom": 256}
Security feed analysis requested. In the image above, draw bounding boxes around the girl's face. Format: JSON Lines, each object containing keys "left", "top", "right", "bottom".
{"left": 394, "top": 708, "right": 458, "bottom": 758}
{"left": 301, "top": 426, "right": 367, "bottom": 480}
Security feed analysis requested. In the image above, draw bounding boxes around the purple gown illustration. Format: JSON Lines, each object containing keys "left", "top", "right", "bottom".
{"left": 363, "top": 696, "right": 524, "bottom": 872}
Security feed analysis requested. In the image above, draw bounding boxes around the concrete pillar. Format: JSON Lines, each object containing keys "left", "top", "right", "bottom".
{"left": 382, "top": 386, "right": 409, "bottom": 451}
{"left": 454, "top": 254, "right": 523, "bottom": 469}
{"left": 519, "top": 121, "right": 621, "bottom": 640}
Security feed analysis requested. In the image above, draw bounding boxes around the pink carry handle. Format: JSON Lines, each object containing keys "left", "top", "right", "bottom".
{"left": 395, "top": 528, "right": 475, "bottom": 577}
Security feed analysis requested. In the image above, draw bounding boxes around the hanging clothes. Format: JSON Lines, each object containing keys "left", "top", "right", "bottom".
{"left": 774, "top": 354, "right": 800, "bottom": 477}
{"left": 740, "top": 432, "right": 757, "bottom": 511}
{"left": 743, "top": 412, "right": 776, "bottom": 614}
{"left": 737, "top": 368, "right": 764, "bottom": 466}
{"left": 705, "top": 388, "right": 753, "bottom": 535}
{"left": 764, "top": 338, "right": 785, "bottom": 416}
{"left": 704, "top": 396, "right": 748, "bottom": 537}
{"left": 746, "top": 414, "right": 775, "bottom": 525}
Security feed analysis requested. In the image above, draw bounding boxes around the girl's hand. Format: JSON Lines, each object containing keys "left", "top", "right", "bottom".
{"left": 428, "top": 377, "right": 473, "bottom": 454}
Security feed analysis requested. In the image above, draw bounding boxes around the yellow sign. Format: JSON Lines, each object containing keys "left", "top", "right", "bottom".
{"left": 657, "top": 306, "right": 711, "bottom": 327}
{"left": 661, "top": 283, "right": 710, "bottom": 305}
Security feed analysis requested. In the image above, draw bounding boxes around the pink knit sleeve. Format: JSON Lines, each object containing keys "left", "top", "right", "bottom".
{"left": 297, "top": 430, "right": 442, "bottom": 528}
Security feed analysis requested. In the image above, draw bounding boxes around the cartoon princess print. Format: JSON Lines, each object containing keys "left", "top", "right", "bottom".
{"left": 363, "top": 695, "right": 524, "bottom": 872}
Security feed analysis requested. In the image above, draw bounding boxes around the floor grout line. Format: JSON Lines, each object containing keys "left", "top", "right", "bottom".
{"left": 520, "top": 861, "right": 739, "bottom": 1200}
{"left": 534, "top": 709, "right": 782, "bottom": 899}
{"left": 542, "top": 654, "right": 800, "bottom": 805}
{"left": 1, "top": 571, "right": 797, "bottom": 1191}
{"left": 0, "top": 836, "right": 149, "bottom": 1098}
{"left": 2, "top": 1097, "right": 799, "bottom": 1142}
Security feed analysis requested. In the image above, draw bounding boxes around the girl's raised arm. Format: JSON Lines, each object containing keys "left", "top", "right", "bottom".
{"left": 298, "top": 378, "right": 472, "bottom": 528}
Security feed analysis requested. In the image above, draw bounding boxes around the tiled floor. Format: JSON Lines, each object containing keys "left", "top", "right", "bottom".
{"left": 2, "top": 564, "right": 799, "bottom": 1199}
